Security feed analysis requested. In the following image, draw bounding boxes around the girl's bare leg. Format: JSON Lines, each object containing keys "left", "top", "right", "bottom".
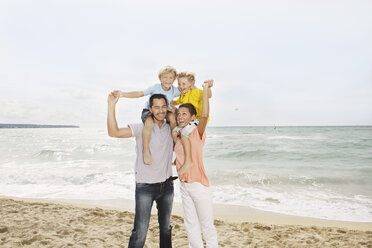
{"left": 142, "top": 116, "right": 154, "bottom": 164}
{"left": 178, "top": 134, "right": 193, "bottom": 175}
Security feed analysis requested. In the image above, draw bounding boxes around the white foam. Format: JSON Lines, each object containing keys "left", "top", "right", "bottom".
{"left": 210, "top": 184, "right": 372, "bottom": 222}
{"left": 1, "top": 127, "right": 371, "bottom": 223}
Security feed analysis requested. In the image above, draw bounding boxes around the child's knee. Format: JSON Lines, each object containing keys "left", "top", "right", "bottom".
{"left": 144, "top": 116, "right": 154, "bottom": 127}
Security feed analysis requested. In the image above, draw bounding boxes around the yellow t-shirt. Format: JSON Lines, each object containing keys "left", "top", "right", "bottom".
{"left": 175, "top": 88, "right": 204, "bottom": 119}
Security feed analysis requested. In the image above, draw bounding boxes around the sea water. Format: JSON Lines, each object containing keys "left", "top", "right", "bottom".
{"left": 0, "top": 126, "right": 371, "bottom": 222}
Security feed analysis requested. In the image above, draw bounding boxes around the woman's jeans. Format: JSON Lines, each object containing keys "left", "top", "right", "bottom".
{"left": 128, "top": 180, "right": 174, "bottom": 248}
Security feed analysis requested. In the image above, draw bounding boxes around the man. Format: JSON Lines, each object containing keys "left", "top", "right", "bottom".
{"left": 107, "top": 92, "right": 176, "bottom": 248}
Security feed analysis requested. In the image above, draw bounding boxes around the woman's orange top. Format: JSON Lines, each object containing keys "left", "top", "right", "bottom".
{"left": 174, "top": 128, "right": 210, "bottom": 187}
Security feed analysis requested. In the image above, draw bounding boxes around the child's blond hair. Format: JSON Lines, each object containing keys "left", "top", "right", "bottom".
{"left": 158, "top": 66, "right": 177, "bottom": 79}
{"left": 177, "top": 71, "right": 195, "bottom": 82}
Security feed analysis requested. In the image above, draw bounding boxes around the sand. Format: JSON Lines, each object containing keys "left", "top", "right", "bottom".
{"left": 1, "top": 196, "right": 372, "bottom": 248}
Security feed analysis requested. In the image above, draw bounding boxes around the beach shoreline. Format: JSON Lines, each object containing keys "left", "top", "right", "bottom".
{"left": 1, "top": 195, "right": 371, "bottom": 231}
{"left": 1, "top": 195, "right": 372, "bottom": 247}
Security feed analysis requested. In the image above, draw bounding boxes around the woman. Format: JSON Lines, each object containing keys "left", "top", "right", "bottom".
{"left": 173, "top": 81, "right": 218, "bottom": 248}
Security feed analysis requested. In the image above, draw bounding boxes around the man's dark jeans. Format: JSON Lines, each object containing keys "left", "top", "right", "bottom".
{"left": 128, "top": 180, "right": 174, "bottom": 248}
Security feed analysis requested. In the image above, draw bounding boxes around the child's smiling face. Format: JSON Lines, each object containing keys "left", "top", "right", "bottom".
{"left": 160, "top": 72, "right": 176, "bottom": 91}
{"left": 178, "top": 77, "right": 194, "bottom": 94}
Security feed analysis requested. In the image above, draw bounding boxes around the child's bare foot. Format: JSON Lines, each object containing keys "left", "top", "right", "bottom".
{"left": 178, "top": 161, "right": 193, "bottom": 176}
{"left": 143, "top": 152, "right": 153, "bottom": 165}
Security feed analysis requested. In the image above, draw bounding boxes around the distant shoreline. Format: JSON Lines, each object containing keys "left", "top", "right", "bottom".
{"left": 0, "top": 124, "right": 79, "bottom": 129}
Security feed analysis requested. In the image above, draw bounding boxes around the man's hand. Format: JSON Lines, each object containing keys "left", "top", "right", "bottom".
{"left": 108, "top": 91, "right": 119, "bottom": 106}
{"left": 107, "top": 90, "right": 133, "bottom": 139}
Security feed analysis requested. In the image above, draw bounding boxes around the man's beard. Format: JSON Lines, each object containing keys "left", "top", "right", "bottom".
{"left": 153, "top": 112, "right": 165, "bottom": 122}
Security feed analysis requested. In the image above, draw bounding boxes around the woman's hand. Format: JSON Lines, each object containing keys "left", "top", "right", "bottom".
{"left": 203, "top": 80, "right": 214, "bottom": 88}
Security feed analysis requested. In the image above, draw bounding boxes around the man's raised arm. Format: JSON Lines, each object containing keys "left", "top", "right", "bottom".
{"left": 107, "top": 92, "right": 133, "bottom": 138}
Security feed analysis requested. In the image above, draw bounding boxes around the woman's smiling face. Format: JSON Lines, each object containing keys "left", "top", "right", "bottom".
{"left": 177, "top": 106, "right": 195, "bottom": 128}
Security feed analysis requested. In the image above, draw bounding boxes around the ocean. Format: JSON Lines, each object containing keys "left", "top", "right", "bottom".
{"left": 0, "top": 126, "right": 371, "bottom": 222}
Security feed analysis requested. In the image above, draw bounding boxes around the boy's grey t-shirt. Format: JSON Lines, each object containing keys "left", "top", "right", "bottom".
{"left": 143, "top": 84, "right": 181, "bottom": 109}
{"left": 129, "top": 122, "right": 173, "bottom": 184}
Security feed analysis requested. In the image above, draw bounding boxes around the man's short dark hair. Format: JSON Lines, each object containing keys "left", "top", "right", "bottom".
{"left": 149, "top": 94, "right": 168, "bottom": 108}
{"left": 179, "top": 103, "right": 197, "bottom": 116}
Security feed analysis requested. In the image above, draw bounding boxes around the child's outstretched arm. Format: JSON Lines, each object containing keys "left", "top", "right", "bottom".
{"left": 112, "top": 90, "right": 144, "bottom": 98}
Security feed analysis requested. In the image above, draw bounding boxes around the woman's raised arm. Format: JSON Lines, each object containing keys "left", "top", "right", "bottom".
{"left": 197, "top": 80, "right": 213, "bottom": 138}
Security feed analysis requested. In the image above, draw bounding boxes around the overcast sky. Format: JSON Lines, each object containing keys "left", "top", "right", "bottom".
{"left": 1, "top": 0, "right": 371, "bottom": 128}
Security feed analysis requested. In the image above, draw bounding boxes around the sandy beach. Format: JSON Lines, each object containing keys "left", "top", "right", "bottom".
{"left": 0, "top": 196, "right": 371, "bottom": 248}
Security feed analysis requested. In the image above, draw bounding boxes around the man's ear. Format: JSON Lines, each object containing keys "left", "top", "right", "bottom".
{"left": 149, "top": 107, "right": 153, "bottom": 114}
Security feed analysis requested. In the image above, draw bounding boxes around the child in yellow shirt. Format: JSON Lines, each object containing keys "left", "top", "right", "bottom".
{"left": 171, "top": 72, "right": 213, "bottom": 176}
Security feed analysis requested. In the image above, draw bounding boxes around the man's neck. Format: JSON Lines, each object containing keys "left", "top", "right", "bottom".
{"left": 154, "top": 118, "right": 165, "bottom": 128}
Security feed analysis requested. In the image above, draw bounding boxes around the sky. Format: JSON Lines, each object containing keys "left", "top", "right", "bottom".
{"left": 1, "top": 0, "right": 372, "bottom": 128}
